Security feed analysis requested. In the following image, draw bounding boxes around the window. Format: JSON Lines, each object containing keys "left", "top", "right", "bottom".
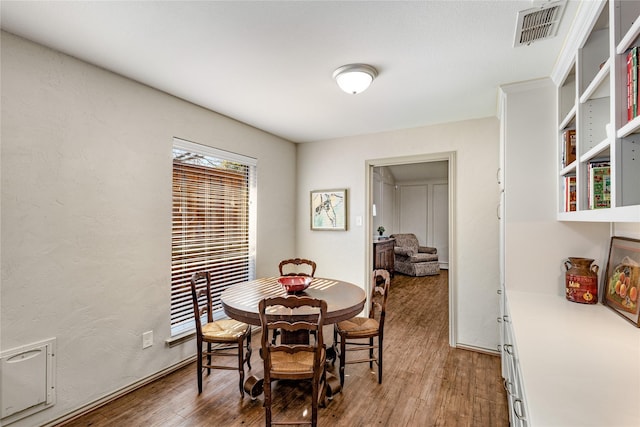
{"left": 171, "top": 138, "right": 256, "bottom": 337}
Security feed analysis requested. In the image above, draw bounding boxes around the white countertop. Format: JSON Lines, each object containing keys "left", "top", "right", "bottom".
{"left": 507, "top": 290, "right": 640, "bottom": 427}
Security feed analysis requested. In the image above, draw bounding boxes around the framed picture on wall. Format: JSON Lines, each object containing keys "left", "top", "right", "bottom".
{"left": 603, "top": 236, "right": 640, "bottom": 327}
{"left": 310, "top": 189, "right": 347, "bottom": 231}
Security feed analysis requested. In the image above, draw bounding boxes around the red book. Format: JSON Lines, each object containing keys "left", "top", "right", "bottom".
{"left": 634, "top": 47, "right": 638, "bottom": 119}
{"left": 629, "top": 48, "right": 633, "bottom": 121}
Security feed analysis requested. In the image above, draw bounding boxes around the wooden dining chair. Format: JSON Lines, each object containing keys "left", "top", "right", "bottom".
{"left": 333, "top": 269, "right": 391, "bottom": 388}
{"left": 259, "top": 296, "right": 327, "bottom": 427}
{"left": 272, "top": 258, "right": 317, "bottom": 344}
{"left": 278, "top": 258, "right": 317, "bottom": 277}
{"left": 189, "top": 271, "right": 252, "bottom": 396}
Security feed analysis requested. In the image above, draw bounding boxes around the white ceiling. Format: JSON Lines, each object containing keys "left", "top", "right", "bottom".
{"left": 0, "top": 1, "right": 579, "bottom": 143}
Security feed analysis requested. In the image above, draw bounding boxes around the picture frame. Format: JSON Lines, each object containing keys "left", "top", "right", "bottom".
{"left": 310, "top": 189, "right": 347, "bottom": 231}
{"left": 602, "top": 236, "right": 640, "bottom": 327}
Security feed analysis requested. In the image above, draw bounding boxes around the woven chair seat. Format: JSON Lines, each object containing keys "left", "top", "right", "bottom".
{"left": 336, "top": 317, "right": 379, "bottom": 337}
{"left": 271, "top": 348, "right": 326, "bottom": 374}
{"left": 334, "top": 269, "right": 390, "bottom": 388}
{"left": 202, "top": 319, "right": 250, "bottom": 342}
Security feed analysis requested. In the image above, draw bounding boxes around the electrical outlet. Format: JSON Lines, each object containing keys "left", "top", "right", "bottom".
{"left": 142, "top": 331, "right": 153, "bottom": 349}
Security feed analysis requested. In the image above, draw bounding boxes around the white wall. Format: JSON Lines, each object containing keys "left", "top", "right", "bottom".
{"left": 296, "top": 117, "right": 501, "bottom": 350}
{"left": 500, "top": 80, "right": 611, "bottom": 297}
{"left": 0, "top": 32, "right": 296, "bottom": 426}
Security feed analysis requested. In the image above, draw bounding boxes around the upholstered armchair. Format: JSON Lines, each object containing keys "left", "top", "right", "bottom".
{"left": 389, "top": 233, "right": 440, "bottom": 276}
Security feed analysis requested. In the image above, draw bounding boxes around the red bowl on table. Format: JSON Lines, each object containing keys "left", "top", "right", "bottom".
{"left": 278, "top": 276, "right": 313, "bottom": 294}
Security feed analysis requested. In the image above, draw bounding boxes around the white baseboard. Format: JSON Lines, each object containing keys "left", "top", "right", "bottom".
{"left": 456, "top": 343, "right": 499, "bottom": 356}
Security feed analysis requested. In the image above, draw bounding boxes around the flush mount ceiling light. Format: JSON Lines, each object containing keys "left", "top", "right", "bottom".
{"left": 332, "top": 64, "right": 378, "bottom": 94}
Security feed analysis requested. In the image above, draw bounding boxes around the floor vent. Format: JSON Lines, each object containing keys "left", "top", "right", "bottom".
{"left": 1, "top": 338, "right": 56, "bottom": 425}
{"left": 514, "top": 1, "right": 566, "bottom": 47}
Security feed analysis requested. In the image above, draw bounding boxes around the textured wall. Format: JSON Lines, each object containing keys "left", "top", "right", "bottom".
{"left": 1, "top": 31, "right": 296, "bottom": 426}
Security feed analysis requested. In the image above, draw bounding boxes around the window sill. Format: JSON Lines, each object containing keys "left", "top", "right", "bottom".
{"left": 165, "top": 330, "right": 195, "bottom": 348}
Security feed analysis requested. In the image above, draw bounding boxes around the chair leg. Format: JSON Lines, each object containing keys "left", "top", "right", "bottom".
{"left": 238, "top": 337, "right": 245, "bottom": 398}
{"left": 206, "top": 342, "right": 212, "bottom": 375}
{"left": 339, "top": 333, "right": 346, "bottom": 387}
{"left": 246, "top": 328, "right": 252, "bottom": 370}
{"left": 312, "top": 372, "right": 319, "bottom": 427}
{"left": 319, "top": 365, "right": 328, "bottom": 408}
{"left": 378, "top": 336, "right": 383, "bottom": 384}
{"left": 196, "top": 342, "right": 203, "bottom": 394}
{"left": 264, "top": 378, "right": 272, "bottom": 426}
{"left": 332, "top": 325, "right": 339, "bottom": 366}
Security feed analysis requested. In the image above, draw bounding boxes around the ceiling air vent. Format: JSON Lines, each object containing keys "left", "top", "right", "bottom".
{"left": 514, "top": 1, "right": 566, "bottom": 47}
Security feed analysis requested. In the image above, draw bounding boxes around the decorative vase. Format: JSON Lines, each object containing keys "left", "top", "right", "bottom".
{"left": 564, "top": 257, "right": 599, "bottom": 304}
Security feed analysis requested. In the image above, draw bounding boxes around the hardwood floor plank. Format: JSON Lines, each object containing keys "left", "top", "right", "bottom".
{"left": 60, "top": 271, "right": 508, "bottom": 426}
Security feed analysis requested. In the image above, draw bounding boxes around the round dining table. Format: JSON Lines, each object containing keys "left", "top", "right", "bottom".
{"left": 221, "top": 276, "right": 366, "bottom": 399}
{"left": 221, "top": 276, "right": 366, "bottom": 327}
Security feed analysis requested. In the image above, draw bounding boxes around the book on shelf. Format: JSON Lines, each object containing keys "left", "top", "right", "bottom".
{"left": 588, "top": 160, "right": 611, "bottom": 210}
{"left": 564, "top": 175, "right": 577, "bottom": 212}
{"left": 561, "top": 129, "right": 576, "bottom": 167}
{"left": 628, "top": 46, "right": 638, "bottom": 121}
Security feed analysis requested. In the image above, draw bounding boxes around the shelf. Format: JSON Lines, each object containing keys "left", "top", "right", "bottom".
{"left": 558, "top": 204, "right": 640, "bottom": 222}
{"left": 579, "top": 137, "right": 610, "bottom": 162}
{"left": 558, "top": 105, "right": 576, "bottom": 130}
{"left": 555, "top": 1, "right": 639, "bottom": 223}
{"left": 617, "top": 115, "right": 640, "bottom": 138}
{"left": 616, "top": 12, "right": 640, "bottom": 54}
{"left": 559, "top": 162, "right": 576, "bottom": 176}
{"left": 579, "top": 58, "right": 610, "bottom": 103}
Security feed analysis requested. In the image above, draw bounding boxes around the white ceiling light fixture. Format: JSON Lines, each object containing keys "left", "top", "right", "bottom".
{"left": 333, "top": 64, "right": 378, "bottom": 94}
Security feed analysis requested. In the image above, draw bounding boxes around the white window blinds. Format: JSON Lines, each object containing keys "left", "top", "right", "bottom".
{"left": 171, "top": 138, "right": 256, "bottom": 336}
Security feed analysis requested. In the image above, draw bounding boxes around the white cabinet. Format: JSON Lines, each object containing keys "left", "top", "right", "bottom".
{"left": 555, "top": 0, "right": 640, "bottom": 222}
{"left": 501, "top": 303, "right": 528, "bottom": 427}
{"left": 506, "top": 291, "right": 640, "bottom": 426}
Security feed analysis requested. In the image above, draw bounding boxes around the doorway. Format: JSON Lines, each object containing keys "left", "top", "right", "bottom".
{"left": 366, "top": 152, "right": 456, "bottom": 347}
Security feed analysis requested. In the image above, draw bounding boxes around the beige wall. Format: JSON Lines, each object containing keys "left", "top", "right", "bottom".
{"left": 296, "top": 117, "right": 501, "bottom": 351}
{"left": 1, "top": 32, "right": 296, "bottom": 426}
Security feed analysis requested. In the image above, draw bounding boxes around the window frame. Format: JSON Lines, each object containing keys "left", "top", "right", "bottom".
{"left": 170, "top": 137, "right": 257, "bottom": 337}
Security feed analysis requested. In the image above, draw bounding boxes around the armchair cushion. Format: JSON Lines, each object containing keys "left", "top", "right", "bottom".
{"left": 418, "top": 246, "right": 437, "bottom": 254}
{"left": 394, "top": 247, "right": 416, "bottom": 257}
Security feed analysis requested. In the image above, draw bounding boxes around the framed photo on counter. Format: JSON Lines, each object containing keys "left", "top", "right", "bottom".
{"left": 603, "top": 236, "right": 640, "bottom": 327}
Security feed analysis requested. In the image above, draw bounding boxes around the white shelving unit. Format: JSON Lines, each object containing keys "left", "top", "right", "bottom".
{"left": 554, "top": 0, "right": 640, "bottom": 222}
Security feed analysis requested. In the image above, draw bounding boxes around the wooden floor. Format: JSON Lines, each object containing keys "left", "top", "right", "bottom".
{"left": 61, "top": 271, "right": 508, "bottom": 426}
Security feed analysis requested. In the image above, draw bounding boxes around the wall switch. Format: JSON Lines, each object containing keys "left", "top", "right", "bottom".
{"left": 355, "top": 216, "right": 363, "bottom": 226}
{"left": 142, "top": 331, "right": 153, "bottom": 349}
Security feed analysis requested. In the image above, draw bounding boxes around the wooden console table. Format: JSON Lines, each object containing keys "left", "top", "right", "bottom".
{"left": 373, "top": 238, "right": 395, "bottom": 276}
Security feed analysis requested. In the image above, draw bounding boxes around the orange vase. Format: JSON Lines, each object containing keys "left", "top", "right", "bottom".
{"left": 565, "top": 257, "right": 599, "bottom": 304}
